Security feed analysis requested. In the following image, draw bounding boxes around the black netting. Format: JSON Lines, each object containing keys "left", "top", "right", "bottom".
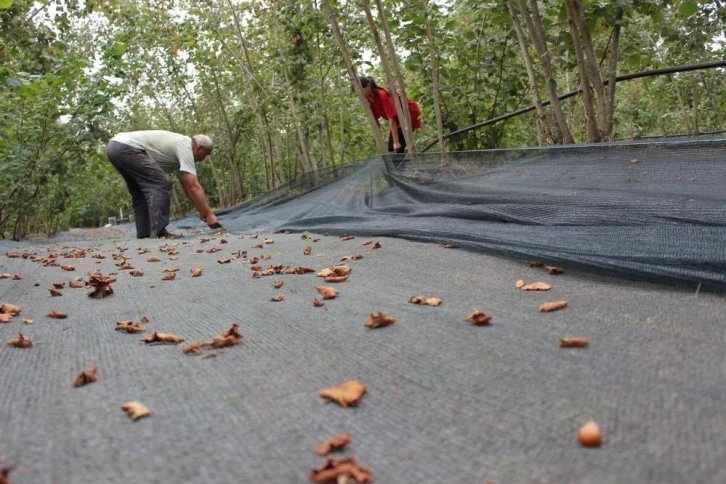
{"left": 177, "top": 137, "right": 726, "bottom": 285}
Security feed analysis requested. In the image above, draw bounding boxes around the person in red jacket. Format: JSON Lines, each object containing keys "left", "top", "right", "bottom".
{"left": 356, "top": 76, "right": 422, "bottom": 154}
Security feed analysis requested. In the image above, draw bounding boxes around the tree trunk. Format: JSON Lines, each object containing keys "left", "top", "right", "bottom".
{"left": 421, "top": 0, "right": 445, "bottom": 151}
{"left": 566, "top": 3, "right": 600, "bottom": 142}
{"left": 603, "top": 7, "right": 623, "bottom": 141}
{"left": 316, "top": 33, "right": 337, "bottom": 168}
{"left": 507, "top": 0, "right": 553, "bottom": 145}
{"left": 521, "top": 0, "right": 574, "bottom": 144}
{"left": 321, "top": 0, "right": 390, "bottom": 161}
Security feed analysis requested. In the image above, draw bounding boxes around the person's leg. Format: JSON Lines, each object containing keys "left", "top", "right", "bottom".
{"left": 107, "top": 141, "right": 151, "bottom": 238}
{"left": 106, "top": 141, "right": 171, "bottom": 238}
{"left": 388, "top": 128, "right": 407, "bottom": 168}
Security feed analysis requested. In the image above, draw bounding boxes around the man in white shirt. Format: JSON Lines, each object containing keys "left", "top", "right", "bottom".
{"left": 106, "top": 130, "right": 220, "bottom": 238}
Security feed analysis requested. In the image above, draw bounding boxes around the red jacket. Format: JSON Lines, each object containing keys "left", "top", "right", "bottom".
{"left": 367, "top": 88, "right": 422, "bottom": 130}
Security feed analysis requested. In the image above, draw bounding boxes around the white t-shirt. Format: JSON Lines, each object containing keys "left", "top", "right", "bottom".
{"left": 111, "top": 130, "right": 196, "bottom": 176}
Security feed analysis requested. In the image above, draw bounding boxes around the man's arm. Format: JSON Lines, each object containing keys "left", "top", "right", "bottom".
{"left": 177, "top": 172, "right": 219, "bottom": 226}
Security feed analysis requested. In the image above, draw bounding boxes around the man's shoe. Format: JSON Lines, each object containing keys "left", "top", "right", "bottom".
{"left": 157, "top": 228, "right": 183, "bottom": 239}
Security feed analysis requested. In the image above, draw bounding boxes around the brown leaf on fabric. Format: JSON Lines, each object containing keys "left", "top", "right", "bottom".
{"left": 140, "top": 315, "right": 149, "bottom": 323}
{"left": 163, "top": 267, "right": 180, "bottom": 273}
{"left": 273, "top": 280, "right": 284, "bottom": 289}
{"left": 87, "top": 273, "right": 115, "bottom": 298}
{"left": 195, "top": 249, "right": 204, "bottom": 254}
{"left": 69, "top": 278, "right": 84, "bottom": 287}
{"left": 121, "top": 401, "right": 150, "bottom": 421}
{"left": 73, "top": 365, "right": 98, "bottom": 387}
{"left": 11, "top": 273, "right": 22, "bottom": 280}
{"left": 577, "top": 421, "right": 602, "bottom": 447}
{"left": 365, "top": 312, "right": 396, "bottom": 329}
{"left": 339, "top": 235, "right": 355, "bottom": 242}
{"left": 0, "top": 466, "right": 12, "bottom": 484}
{"left": 515, "top": 279, "right": 526, "bottom": 288}
{"left": 7, "top": 333, "right": 32, "bottom": 348}
{"left": 200, "top": 238, "right": 210, "bottom": 244}
{"left": 340, "top": 255, "right": 363, "bottom": 261}
{"left": 116, "top": 321, "right": 144, "bottom": 333}
{"left": 361, "top": 239, "right": 372, "bottom": 246}
{"left": 182, "top": 340, "right": 202, "bottom": 354}
{"left": 61, "top": 264, "right": 75, "bottom": 271}
{"left": 252, "top": 243, "right": 263, "bottom": 249}
{"left": 315, "top": 433, "right": 352, "bottom": 456}
{"left": 313, "top": 298, "right": 324, "bottom": 307}
{"left": 129, "top": 269, "right": 144, "bottom": 277}
{"left": 296, "top": 266, "right": 316, "bottom": 274}
{"left": 465, "top": 310, "right": 492, "bottom": 326}
{"left": 137, "top": 248, "right": 149, "bottom": 255}
{"left": 520, "top": 282, "right": 551, "bottom": 291}
{"left": 206, "top": 247, "right": 222, "bottom": 254}
{"left": 372, "top": 242, "right": 381, "bottom": 250}
{"left": 545, "top": 265, "right": 565, "bottom": 275}
{"left": 304, "top": 246, "right": 312, "bottom": 255}
{"left": 147, "top": 256, "right": 161, "bottom": 262}
{"left": 249, "top": 257, "right": 259, "bottom": 264}
{"left": 442, "top": 243, "right": 459, "bottom": 249}
{"left": 47, "top": 309, "right": 68, "bottom": 319}
{"left": 560, "top": 337, "right": 589, "bottom": 348}
{"left": 271, "top": 294, "right": 285, "bottom": 302}
{"left": 49, "top": 288, "right": 63, "bottom": 297}
{"left": 409, "top": 296, "right": 442, "bottom": 307}
{"left": 250, "top": 233, "right": 259, "bottom": 239}
{"left": 0, "top": 313, "right": 11, "bottom": 323}
{"left": 319, "top": 380, "right": 367, "bottom": 407}
{"left": 324, "top": 275, "right": 349, "bottom": 283}
{"left": 220, "top": 238, "right": 228, "bottom": 244}
{"left": 1, "top": 303, "right": 21, "bottom": 317}
{"left": 261, "top": 254, "right": 271, "bottom": 260}
{"left": 312, "top": 237, "right": 320, "bottom": 242}
{"left": 264, "top": 238, "right": 274, "bottom": 244}
{"left": 317, "top": 265, "right": 351, "bottom": 278}
{"left": 118, "top": 263, "right": 134, "bottom": 270}
{"left": 529, "top": 261, "right": 544, "bottom": 268}
{"left": 201, "top": 324, "right": 242, "bottom": 348}
{"left": 539, "top": 300, "right": 568, "bottom": 312}
{"left": 22, "top": 318, "right": 34, "bottom": 325}
{"left": 53, "top": 282, "right": 65, "bottom": 289}
{"left": 200, "top": 352, "right": 217, "bottom": 359}
{"left": 191, "top": 267, "right": 203, "bottom": 277}
{"left": 217, "top": 258, "right": 232, "bottom": 264}
{"left": 309, "top": 456, "right": 373, "bottom": 483}
{"left": 142, "top": 332, "right": 185, "bottom": 344}
{"left": 316, "top": 286, "right": 338, "bottom": 300}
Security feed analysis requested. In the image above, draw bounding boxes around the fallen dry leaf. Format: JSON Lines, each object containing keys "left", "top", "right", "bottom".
{"left": 201, "top": 324, "right": 243, "bottom": 348}
{"left": 340, "top": 255, "right": 363, "bottom": 261}
{"left": 0, "top": 313, "right": 11, "bottom": 323}
{"left": 304, "top": 246, "right": 312, "bottom": 255}
{"left": 73, "top": 365, "right": 98, "bottom": 387}
{"left": 296, "top": 266, "right": 316, "bottom": 274}
{"left": 442, "top": 243, "right": 459, "bottom": 249}
{"left": 309, "top": 457, "right": 373, "bottom": 484}
{"left": 520, "top": 281, "right": 551, "bottom": 291}
{"left": 53, "top": 282, "right": 65, "bottom": 289}
{"left": 264, "top": 238, "right": 274, "bottom": 244}
{"left": 61, "top": 264, "right": 75, "bottom": 271}
{"left": 47, "top": 309, "right": 68, "bottom": 319}
{"left": 49, "top": 288, "right": 63, "bottom": 297}
{"left": 319, "top": 380, "right": 367, "bottom": 407}
{"left": 200, "top": 352, "right": 217, "bottom": 359}
{"left": 271, "top": 294, "right": 285, "bottom": 302}
{"left": 339, "top": 235, "right": 355, "bottom": 242}
{"left": 372, "top": 242, "right": 381, "bottom": 250}
{"left": 161, "top": 272, "right": 176, "bottom": 281}
{"left": 273, "top": 280, "right": 284, "bottom": 289}
{"left": 147, "top": 256, "right": 161, "bottom": 262}
{"left": 253, "top": 243, "right": 263, "bottom": 249}
{"left": 546, "top": 265, "right": 565, "bottom": 275}
{"left": 142, "top": 332, "right": 184, "bottom": 344}
{"left": 409, "top": 296, "right": 442, "bottom": 307}
{"left": 121, "top": 401, "right": 150, "bottom": 421}
{"left": 0, "top": 467, "right": 11, "bottom": 484}
{"left": 87, "top": 273, "right": 114, "bottom": 298}
{"left": 515, "top": 279, "right": 526, "bottom": 288}
{"left": 191, "top": 267, "right": 203, "bottom": 277}
{"left": 115, "top": 321, "right": 144, "bottom": 333}
{"left": 315, "top": 432, "right": 352, "bottom": 456}
{"left": 324, "top": 275, "right": 349, "bottom": 283}
{"left": 118, "top": 263, "right": 134, "bottom": 270}
{"left": 22, "top": 318, "right": 34, "bottom": 325}
{"left": 312, "top": 237, "right": 320, "bottom": 242}
{"left": 206, "top": 247, "right": 222, "bottom": 254}
{"left": 1, "top": 303, "right": 21, "bottom": 317}
{"left": 163, "top": 267, "right": 180, "bottom": 273}
{"left": 362, "top": 239, "right": 372, "bottom": 246}
{"left": 217, "top": 258, "right": 232, "bottom": 264}
{"left": 529, "top": 261, "right": 544, "bottom": 267}
{"left": 577, "top": 421, "right": 602, "bottom": 447}
{"left": 69, "top": 279, "right": 84, "bottom": 287}
{"left": 365, "top": 312, "right": 396, "bottom": 329}
{"left": 539, "top": 300, "right": 568, "bottom": 312}
{"left": 129, "top": 269, "right": 144, "bottom": 277}
{"left": 316, "top": 286, "right": 338, "bottom": 300}
{"left": 560, "top": 337, "right": 589, "bottom": 348}
{"left": 313, "top": 298, "right": 324, "bottom": 307}
{"left": 465, "top": 310, "right": 493, "bottom": 326}
{"left": 182, "top": 340, "right": 202, "bottom": 354}
{"left": 7, "top": 333, "right": 32, "bottom": 348}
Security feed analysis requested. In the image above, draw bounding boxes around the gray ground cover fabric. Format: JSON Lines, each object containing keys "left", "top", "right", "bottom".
{"left": 193, "top": 138, "right": 726, "bottom": 286}
{"left": 1, "top": 230, "right": 725, "bottom": 483}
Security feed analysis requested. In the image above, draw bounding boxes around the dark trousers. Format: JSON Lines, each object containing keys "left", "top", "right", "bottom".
{"left": 106, "top": 140, "right": 172, "bottom": 238}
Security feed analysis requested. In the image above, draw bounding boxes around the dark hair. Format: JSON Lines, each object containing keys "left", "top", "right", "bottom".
{"left": 353, "top": 75, "right": 383, "bottom": 98}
